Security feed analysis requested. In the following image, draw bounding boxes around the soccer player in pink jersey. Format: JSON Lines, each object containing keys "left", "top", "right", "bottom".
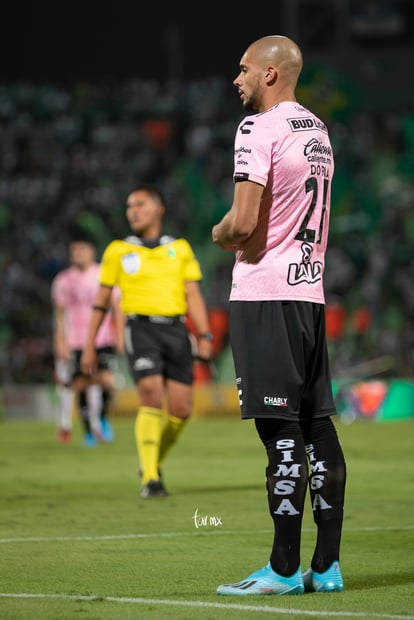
{"left": 212, "top": 36, "right": 346, "bottom": 596}
{"left": 51, "top": 230, "right": 124, "bottom": 446}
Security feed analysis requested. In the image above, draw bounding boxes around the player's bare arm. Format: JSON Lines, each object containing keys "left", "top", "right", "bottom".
{"left": 53, "top": 304, "right": 70, "bottom": 360}
{"left": 80, "top": 285, "right": 113, "bottom": 374}
{"left": 212, "top": 181, "right": 263, "bottom": 248}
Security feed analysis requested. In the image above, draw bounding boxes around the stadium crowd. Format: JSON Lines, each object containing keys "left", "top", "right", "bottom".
{"left": 0, "top": 72, "right": 413, "bottom": 383}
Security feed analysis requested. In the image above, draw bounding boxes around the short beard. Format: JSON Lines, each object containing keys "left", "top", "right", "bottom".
{"left": 242, "top": 79, "right": 261, "bottom": 113}
{"left": 243, "top": 98, "right": 256, "bottom": 112}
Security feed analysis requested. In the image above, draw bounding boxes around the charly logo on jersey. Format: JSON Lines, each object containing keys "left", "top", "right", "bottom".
{"left": 264, "top": 396, "right": 288, "bottom": 407}
{"left": 239, "top": 120, "right": 254, "bottom": 135}
{"left": 287, "top": 242, "right": 323, "bottom": 285}
{"left": 121, "top": 252, "right": 140, "bottom": 274}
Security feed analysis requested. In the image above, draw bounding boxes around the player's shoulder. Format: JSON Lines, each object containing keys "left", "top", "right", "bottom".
{"left": 278, "top": 101, "right": 329, "bottom": 134}
{"left": 88, "top": 262, "right": 101, "bottom": 272}
{"left": 160, "top": 235, "right": 196, "bottom": 258}
{"left": 103, "top": 238, "right": 133, "bottom": 255}
{"left": 159, "top": 234, "right": 178, "bottom": 245}
{"left": 244, "top": 102, "right": 330, "bottom": 147}
{"left": 120, "top": 235, "right": 179, "bottom": 251}
{"left": 237, "top": 106, "right": 282, "bottom": 141}
{"left": 53, "top": 265, "right": 72, "bottom": 283}
{"left": 164, "top": 235, "right": 192, "bottom": 250}
{"left": 51, "top": 266, "right": 76, "bottom": 297}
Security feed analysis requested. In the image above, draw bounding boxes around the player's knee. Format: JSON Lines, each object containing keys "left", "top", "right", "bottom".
{"left": 169, "top": 405, "right": 192, "bottom": 419}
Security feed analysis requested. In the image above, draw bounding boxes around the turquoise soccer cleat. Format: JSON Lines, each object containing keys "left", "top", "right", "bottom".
{"left": 217, "top": 562, "right": 304, "bottom": 595}
{"left": 84, "top": 432, "right": 99, "bottom": 447}
{"left": 100, "top": 418, "right": 114, "bottom": 442}
{"left": 302, "top": 561, "right": 344, "bottom": 592}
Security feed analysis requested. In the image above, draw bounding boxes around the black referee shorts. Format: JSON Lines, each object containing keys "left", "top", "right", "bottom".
{"left": 229, "top": 300, "right": 337, "bottom": 421}
{"left": 124, "top": 314, "right": 193, "bottom": 385}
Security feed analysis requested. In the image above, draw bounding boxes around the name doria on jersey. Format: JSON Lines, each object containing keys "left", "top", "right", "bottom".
{"left": 287, "top": 117, "right": 328, "bottom": 133}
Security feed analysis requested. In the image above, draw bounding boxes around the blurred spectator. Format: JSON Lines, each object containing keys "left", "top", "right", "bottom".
{"left": 0, "top": 75, "right": 413, "bottom": 383}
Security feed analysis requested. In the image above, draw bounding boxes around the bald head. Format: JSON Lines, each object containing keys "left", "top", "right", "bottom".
{"left": 248, "top": 35, "right": 303, "bottom": 85}
{"left": 234, "top": 35, "right": 303, "bottom": 112}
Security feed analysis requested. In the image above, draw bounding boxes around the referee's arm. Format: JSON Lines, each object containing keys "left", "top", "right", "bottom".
{"left": 185, "top": 280, "right": 212, "bottom": 362}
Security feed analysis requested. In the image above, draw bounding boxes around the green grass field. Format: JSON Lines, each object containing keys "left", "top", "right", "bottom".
{"left": 0, "top": 413, "right": 413, "bottom": 620}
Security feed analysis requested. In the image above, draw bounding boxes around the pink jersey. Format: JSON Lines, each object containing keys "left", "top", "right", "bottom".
{"left": 230, "top": 101, "right": 334, "bottom": 303}
{"left": 51, "top": 263, "right": 117, "bottom": 350}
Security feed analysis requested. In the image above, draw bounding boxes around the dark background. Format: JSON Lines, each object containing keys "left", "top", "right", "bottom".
{"left": 2, "top": 0, "right": 413, "bottom": 108}
{"left": 2, "top": 4, "right": 285, "bottom": 83}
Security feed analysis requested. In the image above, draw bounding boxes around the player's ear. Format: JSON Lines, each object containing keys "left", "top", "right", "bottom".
{"left": 265, "top": 66, "right": 277, "bottom": 85}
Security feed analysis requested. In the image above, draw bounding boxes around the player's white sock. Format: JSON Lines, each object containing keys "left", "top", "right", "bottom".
{"left": 57, "top": 385, "right": 73, "bottom": 431}
{"left": 86, "top": 385, "right": 103, "bottom": 435}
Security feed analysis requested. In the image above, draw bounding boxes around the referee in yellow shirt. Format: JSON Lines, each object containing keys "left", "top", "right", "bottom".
{"left": 81, "top": 184, "right": 212, "bottom": 498}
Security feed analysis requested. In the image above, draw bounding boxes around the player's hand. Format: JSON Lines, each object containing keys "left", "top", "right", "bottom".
{"left": 55, "top": 342, "right": 70, "bottom": 361}
{"left": 211, "top": 224, "right": 237, "bottom": 250}
{"left": 80, "top": 346, "right": 98, "bottom": 376}
{"left": 197, "top": 337, "right": 213, "bottom": 362}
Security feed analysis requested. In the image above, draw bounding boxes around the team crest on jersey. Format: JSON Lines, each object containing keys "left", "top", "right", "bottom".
{"left": 121, "top": 252, "right": 140, "bottom": 274}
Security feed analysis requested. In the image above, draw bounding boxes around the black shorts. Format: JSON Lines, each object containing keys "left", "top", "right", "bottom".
{"left": 124, "top": 314, "right": 193, "bottom": 385}
{"left": 72, "top": 346, "right": 116, "bottom": 379}
{"left": 229, "top": 300, "right": 336, "bottom": 421}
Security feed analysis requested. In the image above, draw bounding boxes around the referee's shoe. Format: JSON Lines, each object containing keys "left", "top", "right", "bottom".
{"left": 140, "top": 479, "right": 168, "bottom": 499}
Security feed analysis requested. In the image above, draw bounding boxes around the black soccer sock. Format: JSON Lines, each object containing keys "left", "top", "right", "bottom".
{"left": 310, "top": 518, "right": 343, "bottom": 573}
{"left": 301, "top": 416, "right": 347, "bottom": 573}
{"left": 100, "top": 389, "right": 111, "bottom": 421}
{"left": 78, "top": 390, "right": 91, "bottom": 434}
{"left": 255, "top": 418, "right": 309, "bottom": 577}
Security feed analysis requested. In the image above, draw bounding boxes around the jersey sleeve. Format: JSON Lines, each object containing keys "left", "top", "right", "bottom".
{"left": 51, "top": 273, "right": 67, "bottom": 305}
{"left": 180, "top": 240, "right": 203, "bottom": 282}
{"left": 234, "top": 114, "right": 273, "bottom": 187}
{"left": 99, "top": 242, "right": 120, "bottom": 287}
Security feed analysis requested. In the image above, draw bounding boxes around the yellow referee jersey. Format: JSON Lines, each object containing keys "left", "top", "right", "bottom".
{"left": 99, "top": 235, "right": 203, "bottom": 316}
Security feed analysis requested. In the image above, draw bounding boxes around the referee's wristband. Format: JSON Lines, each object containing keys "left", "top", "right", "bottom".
{"left": 198, "top": 332, "right": 213, "bottom": 341}
{"left": 92, "top": 305, "right": 108, "bottom": 313}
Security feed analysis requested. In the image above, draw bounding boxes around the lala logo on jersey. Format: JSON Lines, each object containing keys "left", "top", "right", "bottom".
{"left": 287, "top": 242, "right": 323, "bottom": 285}
{"left": 121, "top": 252, "right": 140, "bottom": 274}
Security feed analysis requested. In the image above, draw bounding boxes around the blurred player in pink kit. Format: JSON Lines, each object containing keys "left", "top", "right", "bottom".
{"left": 212, "top": 35, "right": 346, "bottom": 596}
{"left": 51, "top": 230, "right": 124, "bottom": 446}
